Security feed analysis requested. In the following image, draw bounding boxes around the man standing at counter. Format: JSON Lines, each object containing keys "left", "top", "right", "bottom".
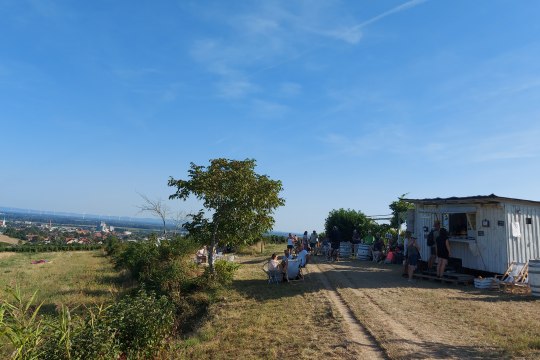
{"left": 427, "top": 220, "right": 440, "bottom": 270}
{"left": 427, "top": 219, "right": 451, "bottom": 276}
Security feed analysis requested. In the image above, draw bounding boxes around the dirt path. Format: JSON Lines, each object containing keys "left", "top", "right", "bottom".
{"left": 309, "top": 262, "right": 387, "bottom": 359}
{"left": 310, "top": 258, "right": 476, "bottom": 359}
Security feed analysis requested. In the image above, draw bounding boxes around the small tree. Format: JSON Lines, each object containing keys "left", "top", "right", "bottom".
{"left": 137, "top": 193, "right": 170, "bottom": 236}
{"left": 324, "top": 208, "right": 372, "bottom": 241}
{"left": 168, "top": 158, "right": 285, "bottom": 273}
{"left": 389, "top": 193, "right": 414, "bottom": 229}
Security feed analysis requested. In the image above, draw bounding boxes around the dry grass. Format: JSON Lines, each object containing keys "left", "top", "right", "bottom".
{"left": 171, "top": 243, "right": 540, "bottom": 359}
{"left": 0, "top": 250, "right": 131, "bottom": 359}
{"left": 325, "top": 260, "right": 540, "bottom": 359}
{"left": 0, "top": 250, "right": 132, "bottom": 313}
{"left": 173, "top": 244, "right": 358, "bottom": 360}
{"left": 0, "top": 234, "right": 21, "bottom": 245}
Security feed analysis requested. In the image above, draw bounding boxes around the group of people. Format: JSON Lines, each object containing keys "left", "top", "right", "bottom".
{"left": 269, "top": 231, "right": 317, "bottom": 282}
{"left": 269, "top": 220, "right": 451, "bottom": 283}
{"left": 404, "top": 219, "right": 451, "bottom": 281}
{"left": 287, "top": 231, "right": 319, "bottom": 254}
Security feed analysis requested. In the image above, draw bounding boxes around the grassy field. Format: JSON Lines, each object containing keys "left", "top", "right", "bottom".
{"left": 1, "top": 244, "right": 538, "bottom": 359}
{"left": 173, "top": 243, "right": 355, "bottom": 360}
{"left": 173, "top": 243, "right": 540, "bottom": 359}
{"left": 0, "top": 251, "right": 132, "bottom": 314}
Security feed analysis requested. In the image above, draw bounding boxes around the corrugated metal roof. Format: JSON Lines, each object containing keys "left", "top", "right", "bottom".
{"left": 404, "top": 194, "right": 540, "bottom": 207}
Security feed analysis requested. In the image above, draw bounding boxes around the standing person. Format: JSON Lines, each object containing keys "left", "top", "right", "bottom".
{"left": 406, "top": 235, "right": 421, "bottom": 282}
{"left": 363, "top": 231, "right": 374, "bottom": 246}
{"left": 329, "top": 226, "right": 341, "bottom": 261}
{"left": 427, "top": 220, "right": 440, "bottom": 270}
{"left": 351, "top": 229, "right": 361, "bottom": 256}
{"left": 309, "top": 230, "right": 318, "bottom": 253}
{"left": 436, "top": 228, "right": 450, "bottom": 278}
{"left": 287, "top": 233, "right": 294, "bottom": 255}
{"left": 302, "top": 231, "right": 309, "bottom": 251}
{"left": 402, "top": 231, "right": 411, "bottom": 276}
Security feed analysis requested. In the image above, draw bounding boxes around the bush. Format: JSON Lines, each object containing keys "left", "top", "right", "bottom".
{"left": 112, "top": 236, "right": 199, "bottom": 298}
{"left": 200, "top": 260, "right": 241, "bottom": 288}
{"left": 108, "top": 289, "right": 175, "bottom": 359}
{"left": 39, "top": 289, "right": 175, "bottom": 359}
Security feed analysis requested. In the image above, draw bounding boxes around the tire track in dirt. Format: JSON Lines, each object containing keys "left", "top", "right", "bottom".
{"left": 313, "top": 259, "right": 430, "bottom": 358}
{"left": 309, "top": 262, "right": 387, "bottom": 359}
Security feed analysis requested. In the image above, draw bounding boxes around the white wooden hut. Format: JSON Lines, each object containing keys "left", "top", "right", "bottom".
{"left": 405, "top": 194, "right": 540, "bottom": 274}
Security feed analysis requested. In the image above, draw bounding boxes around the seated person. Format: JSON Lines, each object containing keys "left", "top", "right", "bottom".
{"left": 384, "top": 249, "right": 395, "bottom": 264}
{"left": 268, "top": 253, "right": 281, "bottom": 271}
{"left": 297, "top": 247, "right": 309, "bottom": 268}
{"left": 393, "top": 246, "right": 404, "bottom": 264}
{"left": 282, "top": 249, "right": 291, "bottom": 261}
{"left": 371, "top": 238, "right": 384, "bottom": 262}
{"left": 196, "top": 246, "right": 207, "bottom": 264}
{"left": 268, "top": 253, "right": 283, "bottom": 282}
{"left": 281, "top": 249, "right": 291, "bottom": 281}
{"left": 321, "top": 237, "right": 330, "bottom": 258}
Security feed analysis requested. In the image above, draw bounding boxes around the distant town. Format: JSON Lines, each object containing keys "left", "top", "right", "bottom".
{"left": 0, "top": 207, "right": 186, "bottom": 246}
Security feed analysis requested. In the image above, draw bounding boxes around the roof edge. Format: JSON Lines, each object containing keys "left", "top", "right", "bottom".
{"left": 404, "top": 194, "right": 540, "bottom": 207}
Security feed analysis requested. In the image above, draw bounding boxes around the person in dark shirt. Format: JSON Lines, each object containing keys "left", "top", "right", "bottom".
{"left": 436, "top": 227, "right": 450, "bottom": 277}
{"left": 427, "top": 220, "right": 440, "bottom": 270}
{"left": 329, "top": 226, "right": 341, "bottom": 261}
{"left": 372, "top": 237, "right": 384, "bottom": 262}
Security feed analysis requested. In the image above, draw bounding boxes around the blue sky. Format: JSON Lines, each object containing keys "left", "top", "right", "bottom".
{"left": 1, "top": 0, "right": 540, "bottom": 232}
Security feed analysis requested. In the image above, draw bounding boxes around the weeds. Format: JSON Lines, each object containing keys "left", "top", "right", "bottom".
{"left": 0, "top": 287, "right": 45, "bottom": 360}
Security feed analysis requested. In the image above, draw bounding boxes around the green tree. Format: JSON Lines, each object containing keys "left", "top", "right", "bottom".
{"left": 389, "top": 193, "right": 414, "bottom": 229}
{"left": 324, "top": 208, "right": 372, "bottom": 241}
{"left": 168, "top": 158, "right": 285, "bottom": 272}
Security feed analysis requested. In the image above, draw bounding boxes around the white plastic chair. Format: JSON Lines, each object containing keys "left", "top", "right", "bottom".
{"left": 262, "top": 261, "right": 281, "bottom": 284}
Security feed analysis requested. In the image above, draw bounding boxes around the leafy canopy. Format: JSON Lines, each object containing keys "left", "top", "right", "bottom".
{"left": 168, "top": 158, "right": 285, "bottom": 247}
{"left": 389, "top": 193, "right": 414, "bottom": 228}
{"left": 324, "top": 208, "right": 373, "bottom": 241}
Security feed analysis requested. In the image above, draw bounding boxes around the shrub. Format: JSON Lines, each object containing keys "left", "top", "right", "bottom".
{"left": 109, "top": 289, "right": 175, "bottom": 358}
{"left": 44, "top": 290, "right": 174, "bottom": 359}
{"left": 199, "top": 260, "right": 241, "bottom": 289}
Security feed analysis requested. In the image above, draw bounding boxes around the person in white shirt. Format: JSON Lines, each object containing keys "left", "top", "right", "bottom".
{"left": 297, "top": 248, "right": 309, "bottom": 267}
{"left": 287, "top": 233, "right": 294, "bottom": 255}
{"left": 269, "top": 253, "right": 281, "bottom": 271}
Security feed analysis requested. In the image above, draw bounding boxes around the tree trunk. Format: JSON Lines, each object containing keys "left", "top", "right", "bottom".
{"left": 162, "top": 218, "right": 167, "bottom": 237}
{"left": 209, "top": 221, "right": 219, "bottom": 273}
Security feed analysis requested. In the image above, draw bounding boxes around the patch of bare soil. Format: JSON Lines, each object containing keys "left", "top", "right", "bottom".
{"left": 309, "top": 263, "right": 386, "bottom": 359}
{"left": 309, "top": 257, "right": 509, "bottom": 359}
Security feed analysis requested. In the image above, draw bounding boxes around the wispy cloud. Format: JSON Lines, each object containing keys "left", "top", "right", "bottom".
{"left": 251, "top": 99, "right": 289, "bottom": 118}
{"left": 322, "top": 123, "right": 540, "bottom": 164}
{"left": 421, "top": 125, "right": 540, "bottom": 164}
{"left": 216, "top": 79, "right": 260, "bottom": 99}
{"left": 279, "top": 82, "right": 302, "bottom": 97}
{"left": 351, "top": 0, "right": 427, "bottom": 30}
{"left": 457, "top": 129, "right": 540, "bottom": 163}
{"left": 312, "top": 0, "right": 428, "bottom": 45}
{"left": 322, "top": 123, "right": 410, "bottom": 156}
{"left": 189, "top": 1, "right": 428, "bottom": 99}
